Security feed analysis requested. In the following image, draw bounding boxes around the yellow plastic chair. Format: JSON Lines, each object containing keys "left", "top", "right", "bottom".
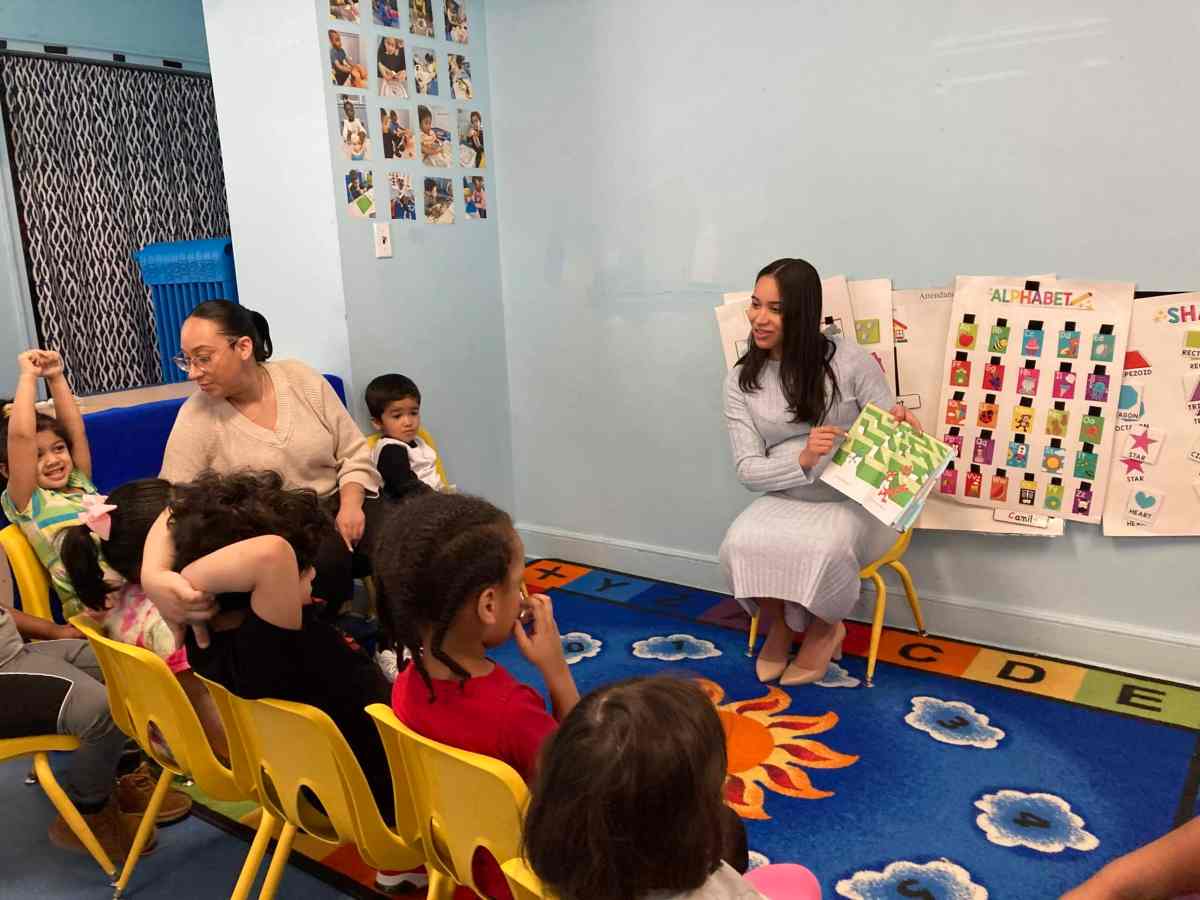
{"left": 0, "top": 524, "right": 53, "bottom": 621}
{"left": 746, "top": 529, "right": 927, "bottom": 687}
{"left": 0, "top": 734, "right": 117, "bottom": 880}
{"left": 367, "top": 704, "right": 549, "bottom": 900}
{"left": 208, "top": 689, "right": 426, "bottom": 900}
{"left": 74, "top": 620, "right": 274, "bottom": 899}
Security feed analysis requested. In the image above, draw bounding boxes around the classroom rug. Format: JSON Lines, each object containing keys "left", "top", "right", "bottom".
{"left": 184, "top": 558, "right": 1200, "bottom": 900}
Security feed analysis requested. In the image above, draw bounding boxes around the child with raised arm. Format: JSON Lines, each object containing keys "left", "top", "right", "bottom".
{"left": 375, "top": 491, "right": 580, "bottom": 900}
{"left": 2, "top": 349, "right": 112, "bottom": 618}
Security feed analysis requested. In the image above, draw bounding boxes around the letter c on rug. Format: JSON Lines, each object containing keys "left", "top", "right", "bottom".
{"left": 899, "top": 642, "right": 942, "bottom": 664}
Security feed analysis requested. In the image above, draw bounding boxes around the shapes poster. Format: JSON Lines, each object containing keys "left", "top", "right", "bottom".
{"left": 848, "top": 278, "right": 896, "bottom": 392}
{"left": 820, "top": 403, "right": 955, "bottom": 532}
{"left": 935, "top": 277, "right": 1134, "bottom": 524}
{"left": 1102, "top": 292, "right": 1200, "bottom": 536}
{"left": 893, "top": 285, "right": 1064, "bottom": 536}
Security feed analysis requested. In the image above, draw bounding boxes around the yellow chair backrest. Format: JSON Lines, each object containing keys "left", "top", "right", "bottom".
{"left": 219, "top": 692, "right": 424, "bottom": 872}
{"left": 0, "top": 524, "right": 53, "bottom": 621}
{"left": 73, "top": 619, "right": 245, "bottom": 803}
{"left": 366, "top": 704, "right": 547, "bottom": 899}
{"left": 365, "top": 428, "right": 450, "bottom": 487}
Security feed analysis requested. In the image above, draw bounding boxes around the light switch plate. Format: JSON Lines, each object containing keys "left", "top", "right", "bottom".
{"left": 373, "top": 223, "right": 392, "bottom": 258}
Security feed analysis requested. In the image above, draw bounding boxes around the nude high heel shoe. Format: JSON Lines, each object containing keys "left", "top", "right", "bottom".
{"left": 756, "top": 653, "right": 788, "bottom": 683}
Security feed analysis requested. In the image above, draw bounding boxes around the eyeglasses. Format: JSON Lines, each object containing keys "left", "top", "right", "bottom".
{"left": 171, "top": 338, "right": 237, "bottom": 374}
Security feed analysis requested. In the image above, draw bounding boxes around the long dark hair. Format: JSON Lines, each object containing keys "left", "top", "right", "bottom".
{"left": 736, "top": 258, "right": 841, "bottom": 424}
{"left": 60, "top": 478, "right": 172, "bottom": 611}
{"left": 372, "top": 491, "right": 516, "bottom": 698}
{"left": 523, "top": 676, "right": 731, "bottom": 900}
{"left": 188, "top": 300, "right": 273, "bottom": 363}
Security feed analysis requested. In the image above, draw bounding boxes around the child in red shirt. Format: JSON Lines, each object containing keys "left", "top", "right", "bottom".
{"left": 375, "top": 491, "right": 580, "bottom": 897}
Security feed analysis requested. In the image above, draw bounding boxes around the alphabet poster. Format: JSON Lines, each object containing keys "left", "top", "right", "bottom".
{"left": 935, "top": 277, "right": 1135, "bottom": 524}
{"left": 894, "top": 286, "right": 1064, "bottom": 536}
{"left": 848, "top": 278, "right": 897, "bottom": 392}
{"left": 1102, "top": 293, "right": 1200, "bottom": 536}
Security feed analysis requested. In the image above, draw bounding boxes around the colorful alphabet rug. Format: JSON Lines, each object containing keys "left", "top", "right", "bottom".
{"left": 185, "top": 559, "right": 1200, "bottom": 900}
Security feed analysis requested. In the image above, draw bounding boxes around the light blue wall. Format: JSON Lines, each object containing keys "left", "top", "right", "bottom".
{"left": 485, "top": 1, "right": 1200, "bottom": 676}
{"left": 0, "top": 0, "right": 208, "bottom": 62}
{"left": 0, "top": 0, "right": 210, "bottom": 396}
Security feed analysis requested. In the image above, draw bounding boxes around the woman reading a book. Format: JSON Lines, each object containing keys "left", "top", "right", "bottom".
{"left": 719, "top": 258, "right": 920, "bottom": 686}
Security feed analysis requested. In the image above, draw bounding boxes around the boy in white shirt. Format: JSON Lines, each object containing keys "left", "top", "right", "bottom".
{"left": 365, "top": 374, "right": 445, "bottom": 499}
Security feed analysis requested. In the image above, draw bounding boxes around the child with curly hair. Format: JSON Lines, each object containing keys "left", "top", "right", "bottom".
{"left": 141, "top": 470, "right": 393, "bottom": 811}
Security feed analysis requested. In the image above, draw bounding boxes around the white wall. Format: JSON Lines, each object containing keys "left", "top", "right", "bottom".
{"left": 485, "top": 1, "right": 1200, "bottom": 681}
{"left": 201, "top": 0, "right": 353, "bottom": 383}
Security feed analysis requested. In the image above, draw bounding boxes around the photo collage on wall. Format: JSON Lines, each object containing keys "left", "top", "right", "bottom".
{"left": 327, "top": 0, "right": 488, "bottom": 235}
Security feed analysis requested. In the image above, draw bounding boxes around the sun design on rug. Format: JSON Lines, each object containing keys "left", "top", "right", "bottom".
{"left": 695, "top": 678, "right": 858, "bottom": 820}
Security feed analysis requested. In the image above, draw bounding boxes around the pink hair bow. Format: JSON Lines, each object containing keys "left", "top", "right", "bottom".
{"left": 78, "top": 494, "right": 118, "bottom": 541}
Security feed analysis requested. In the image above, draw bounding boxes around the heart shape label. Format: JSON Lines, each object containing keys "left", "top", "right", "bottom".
{"left": 1135, "top": 491, "right": 1156, "bottom": 509}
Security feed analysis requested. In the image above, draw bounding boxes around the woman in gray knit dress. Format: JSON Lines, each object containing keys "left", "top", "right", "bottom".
{"left": 719, "top": 259, "right": 921, "bottom": 686}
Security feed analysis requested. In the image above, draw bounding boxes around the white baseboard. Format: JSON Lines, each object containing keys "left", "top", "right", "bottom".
{"left": 516, "top": 521, "right": 1200, "bottom": 686}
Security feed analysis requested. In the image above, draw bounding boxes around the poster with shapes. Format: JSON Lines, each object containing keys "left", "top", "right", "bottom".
{"left": 457, "top": 108, "right": 486, "bottom": 167}
{"left": 379, "top": 107, "right": 415, "bottom": 159}
{"left": 373, "top": 0, "right": 400, "bottom": 27}
{"left": 330, "top": 0, "right": 360, "bottom": 23}
{"left": 389, "top": 172, "right": 416, "bottom": 220}
{"left": 445, "top": 0, "right": 469, "bottom": 43}
{"left": 1103, "top": 292, "right": 1200, "bottom": 536}
{"left": 377, "top": 36, "right": 408, "bottom": 97}
{"left": 328, "top": 30, "right": 367, "bottom": 88}
{"left": 893, "top": 285, "right": 1064, "bottom": 536}
{"left": 463, "top": 176, "right": 487, "bottom": 219}
{"left": 417, "top": 104, "right": 453, "bottom": 166}
{"left": 413, "top": 46, "right": 438, "bottom": 95}
{"left": 848, "top": 278, "right": 896, "bottom": 392}
{"left": 345, "top": 169, "right": 375, "bottom": 218}
{"left": 423, "top": 176, "right": 454, "bottom": 223}
{"left": 409, "top": 0, "right": 435, "bottom": 37}
{"left": 449, "top": 54, "right": 473, "bottom": 99}
{"left": 337, "top": 94, "right": 371, "bottom": 160}
{"left": 936, "top": 277, "right": 1134, "bottom": 524}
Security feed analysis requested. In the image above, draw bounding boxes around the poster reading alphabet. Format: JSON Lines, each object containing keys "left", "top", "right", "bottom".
{"left": 935, "top": 277, "right": 1134, "bottom": 524}
{"left": 1102, "top": 293, "right": 1200, "bottom": 536}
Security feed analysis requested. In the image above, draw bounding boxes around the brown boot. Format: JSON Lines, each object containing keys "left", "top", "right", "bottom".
{"left": 116, "top": 762, "right": 193, "bottom": 825}
{"left": 48, "top": 796, "right": 158, "bottom": 862}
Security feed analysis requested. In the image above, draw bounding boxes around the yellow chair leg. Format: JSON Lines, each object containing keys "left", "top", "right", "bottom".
{"left": 112, "top": 769, "right": 172, "bottom": 897}
{"left": 231, "top": 811, "right": 278, "bottom": 900}
{"left": 745, "top": 612, "right": 760, "bottom": 658}
{"left": 33, "top": 752, "right": 117, "bottom": 878}
{"left": 890, "top": 560, "right": 926, "bottom": 635}
{"left": 426, "top": 870, "right": 458, "bottom": 900}
{"left": 257, "top": 821, "right": 297, "bottom": 900}
{"left": 866, "top": 573, "right": 888, "bottom": 688}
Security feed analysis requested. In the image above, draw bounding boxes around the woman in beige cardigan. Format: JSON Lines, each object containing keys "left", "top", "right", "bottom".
{"left": 155, "top": 300, "right": 383, "bottom": 621}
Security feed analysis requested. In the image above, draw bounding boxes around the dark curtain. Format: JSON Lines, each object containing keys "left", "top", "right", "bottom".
{"left": 0, "top": 55, "right": 230, "bottom": 394}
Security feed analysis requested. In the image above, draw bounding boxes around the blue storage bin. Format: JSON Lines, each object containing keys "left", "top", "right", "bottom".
{"left": 134, "top": 238, "right": 239, "bottom": 384}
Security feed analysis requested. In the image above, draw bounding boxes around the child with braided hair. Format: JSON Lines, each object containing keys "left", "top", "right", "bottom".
{"left": 375, "top": 491, "right": 579, "bottom": 899}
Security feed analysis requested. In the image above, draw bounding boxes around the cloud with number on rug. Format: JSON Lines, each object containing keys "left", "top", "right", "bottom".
{"left": 904, "top": 697, "right": 1005, "bottom": 748}
{"left": 632, "top": 634, "right": 721, "bottom": 661}
{"left": 559, "top": 632, "right": 602, "bottom": 665}
{"left": 836, "top": 858, "right": 987, "bottom": 899}
{"left": 975, "top": 790, "right": 1099, "bottom": 853}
